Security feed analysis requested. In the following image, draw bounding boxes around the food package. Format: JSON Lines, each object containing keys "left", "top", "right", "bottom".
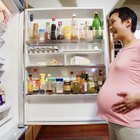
{"left": 70, "top": 56, "right": 91, "bottom": 65}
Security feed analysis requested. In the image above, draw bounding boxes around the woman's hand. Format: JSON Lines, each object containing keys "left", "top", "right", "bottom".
{"left": 112, "top": 92, "right": 139, "bottom": 114}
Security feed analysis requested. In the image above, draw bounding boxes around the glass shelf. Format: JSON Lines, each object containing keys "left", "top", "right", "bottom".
{"left": 0, "top": 57, "right": 5, "bottom": 65}
{"left": 26, "top": 64, "right": 105, "bottom": 69}
{"left": 25, "top": 93, "right": 98, "bottom": 100}
{"left": 0, "top": 104, "right": 11, "bottom": 113}
{"left": 0, "top": 38, "right": 5, "bottom": 47}
{"left": 26, "top": 39, "right": 103, "bottom": 47}
{"left": 0, "top": 23, "right": 7, "bottom": 35}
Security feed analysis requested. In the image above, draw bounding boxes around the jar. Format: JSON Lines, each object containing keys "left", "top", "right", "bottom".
{"left": 63, "top": 80, "right": 71, "bottom": 93}
{"left": 39, "top": 29, "right": 45, "bottom": 41}
{"left": 46, "top": 77, "right": 56, "bottom": 94}
{"left": 55, "top": 78, "right": 63, "bottom": 93}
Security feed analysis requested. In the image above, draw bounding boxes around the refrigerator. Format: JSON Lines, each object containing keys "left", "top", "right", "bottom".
{"left": 0, "top": 0, "right": 110, "bottom": 139}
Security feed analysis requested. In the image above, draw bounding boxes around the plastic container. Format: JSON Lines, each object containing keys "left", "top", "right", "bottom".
{"left": 55, "top": 78, "right": 64, "bottom": 93}
{"left": 39, "top": 29, "right": 45, "bottom": 41}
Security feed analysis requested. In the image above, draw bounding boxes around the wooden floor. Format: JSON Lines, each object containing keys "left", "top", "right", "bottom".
{"left": 36, "top": 124, "right": 109, "bottom": 140}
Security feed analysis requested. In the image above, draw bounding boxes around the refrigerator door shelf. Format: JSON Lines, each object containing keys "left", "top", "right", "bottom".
{"left": 1, "top": 0, "right": 24, "bottom": 13}
{"left": 0, "top": 104, "right": 11, "bottom": 126}
{"left": 0, "top": 57, "right": 5, "bottom": 65}
{"left": 0, "top": 38, "right": 5, "bottom": 47}
{"left": 0, "top": 22, "right": 7, "bottom": 35}
{"left": 0, "top": 103, "right": 11, "bottom": 113}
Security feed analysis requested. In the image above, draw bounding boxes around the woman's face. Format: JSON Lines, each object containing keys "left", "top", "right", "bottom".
{"left": 109, "top": 13, "right": 127, "bottom": 41}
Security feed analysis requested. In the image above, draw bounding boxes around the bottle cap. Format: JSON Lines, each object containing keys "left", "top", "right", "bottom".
{"left": 52, "top": 17, "right": 56, "bottom": 21}
{"left": 72, "top": 14, "right": 76, "bottom": 17}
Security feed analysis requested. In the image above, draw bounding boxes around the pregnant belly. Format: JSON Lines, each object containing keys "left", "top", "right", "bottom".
{"left": 97, "top": 80, "right": 140, "bottom": 114}
{"left": 97, "top": 81, "right": 123, "bottom": 114}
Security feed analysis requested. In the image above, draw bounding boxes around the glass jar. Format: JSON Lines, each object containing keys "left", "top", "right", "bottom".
{"left": 63, "top": 80, "right": 71, "bottom": 93}
{"left": 39, "top": 29, "right": 45, "bottom": 41}
{"left": 55, "top": 78, "right": 64, "bottom": 93}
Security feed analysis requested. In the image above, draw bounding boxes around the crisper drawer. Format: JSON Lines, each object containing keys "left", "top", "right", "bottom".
{"left": 24, "top": 94, "right": 105, "bottom": 125}
{"left": 26, "top": 52, "right": 64, "bottom": 66}
{"left": 65, "top": 51, "right": 104, "bottom": 65}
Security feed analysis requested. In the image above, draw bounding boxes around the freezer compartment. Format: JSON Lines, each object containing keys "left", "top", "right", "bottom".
{"left": 25, "top": 94, "right": 105, "bottom": 125}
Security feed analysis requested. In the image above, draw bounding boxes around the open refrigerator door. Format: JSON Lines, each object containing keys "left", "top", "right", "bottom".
{"left": 0, "top": 0, "right": 25, "bottom": 139}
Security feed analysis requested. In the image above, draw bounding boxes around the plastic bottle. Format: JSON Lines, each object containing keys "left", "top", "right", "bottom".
{"left": 92, "top": 12, "right": 103, "bottom": 39}
{"left": 50, "top": 18, "right": 56, "bottom": 40}
{"left": 92, "top": 12, "right": 102, "bottom": 30}
{"left": 57, "top": 21, "right": 64, "bottom": 40}
{"left": 45, "top": 21, "right": 50, "bottom": 40}
{"left": 0, "top": 81, "right": 6, "bottom": 104}
{"left": 79, "top": 23, "right": 85, "bottom": 40}
{"left": 39, "top": 74, "right": 46, "bottom": 94}
{"left": 32, "top": 23, "right": 39, "bottom": 41}
{"left": 32, "top": 68, "right": 40, "bottom": 93}
{"left": 28, "top": 75, "right": 33, "bottom": 94}
{"left": 71, "top": 14, "right": 78, "bottom": 40}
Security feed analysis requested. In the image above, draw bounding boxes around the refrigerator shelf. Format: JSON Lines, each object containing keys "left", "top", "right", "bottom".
{"left": 0, "top": 38, "right": 5, "bottom": 47}
{"left": 0, "top": 104, "right": 11, "bottom": 113}
{"left": 26, "top": 39, "right": 103, "bottom": 47}
{"left": 26, "top": 93, "right": 98, "bottom": 99}
{"left": 0, "top": 23, "right": 7, "bottom": 35}
{"left": 0, "top": 57, "right": 5, "bottom": 65}
{"left": 26, "top": 64, "right": 105, "bottom": 69}
{"left": 0, "top": 115, "right": 12, "bottom": 126}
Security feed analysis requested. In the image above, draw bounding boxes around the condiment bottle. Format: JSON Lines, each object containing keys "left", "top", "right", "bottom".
{"left": 57, "top": 21, "right": 64, "bottom": 40}
{"left": 71, "top": 14, "right": 78, "bottom": 40}
{"left": 28, "top": 74, "right": 33, "bottom": 94}
{"left": 39, "top": 74, "right": 46, "bottom": 94}
{"left": 50, "top": 18, "right": 56, "bottom": 40}
{"left": 45, "top": 21, "right": 50, "bottom": 40}
{"left": 32, "top": 23, "right": 39, "bottom": 41}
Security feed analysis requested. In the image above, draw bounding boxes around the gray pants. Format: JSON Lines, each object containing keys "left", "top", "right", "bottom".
{"left": 108, "top": 122, "right": 140, "bottom": 140}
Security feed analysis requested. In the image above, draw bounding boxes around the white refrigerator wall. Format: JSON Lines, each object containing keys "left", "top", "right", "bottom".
{"left": 0, "top": 0, "right": 23, "bottom": 137}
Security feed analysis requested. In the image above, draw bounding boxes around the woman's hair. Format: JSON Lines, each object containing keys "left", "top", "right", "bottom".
{"left": 109, "top": 7, "right": 137, "bottom": 32}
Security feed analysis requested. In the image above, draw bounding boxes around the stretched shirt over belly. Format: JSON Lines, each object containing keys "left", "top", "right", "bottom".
{"left": 97, "top": 42, "right": 140, "bottom": 128}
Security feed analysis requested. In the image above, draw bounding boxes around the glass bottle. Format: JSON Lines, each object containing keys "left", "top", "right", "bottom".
{"left": 50, "top": 17, "right": 56, "bottom": 40}
{"left": 32, "top": 68, "right": 40, "bottom": 93}
{"left": 45, "top": 21, "right": 50, "bottom": 41}
{"left": 97, "top": 69, "right": 103, "bottom": 92}
{"left": 57, "top": 21, "right": 64, "bottom": 40}
{"left": 92, "top": 12, "right": 102, "bottom": 30}
{"left": 71, "top": 14, "right": 78, "bottom": 40}
{"left": 92, "top": 12, "right": 103, "bottom": 39}
{"left": 79, "top": 23, "right": 85, "bottom": 40}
